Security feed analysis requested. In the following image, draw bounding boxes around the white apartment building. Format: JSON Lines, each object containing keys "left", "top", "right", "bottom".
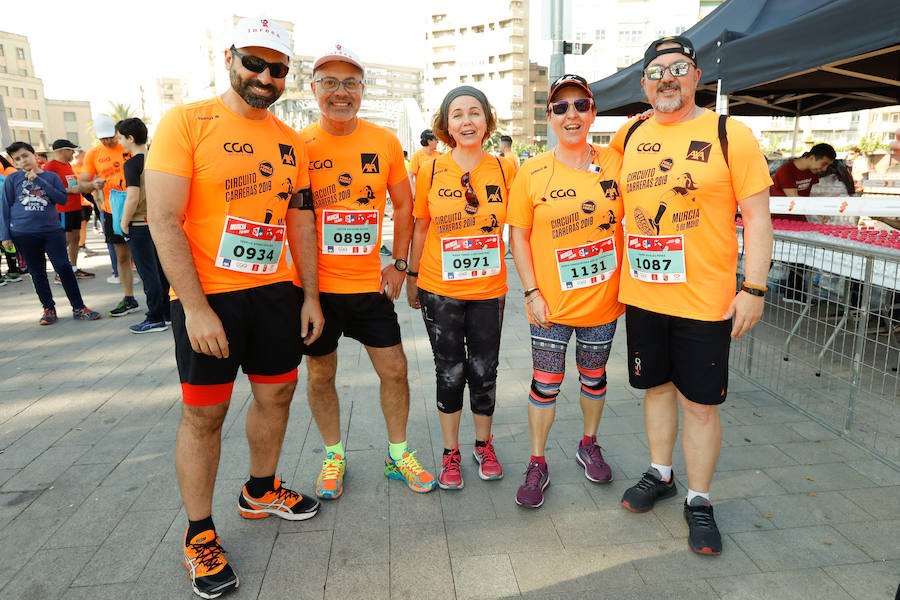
{"left": 424, "top": 0, "right": 530, "bottom": 138}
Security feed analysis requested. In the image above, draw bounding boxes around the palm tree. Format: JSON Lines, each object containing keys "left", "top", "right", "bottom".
{"left": 104, "top": 102, "right": 139, "bottom": 122}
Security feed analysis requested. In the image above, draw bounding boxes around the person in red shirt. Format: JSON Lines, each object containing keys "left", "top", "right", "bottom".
{"left": 771, "top": 143, "right": 835, "bottom": 197}
{"left": 43, "top": 139, "right": 94, "bottom": 279}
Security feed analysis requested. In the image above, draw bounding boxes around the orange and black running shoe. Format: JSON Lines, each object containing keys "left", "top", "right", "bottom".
{"left": 237, "top": 477, "right": 319, "bottom": 521}
{"left": 183, "top": 529, "right": 238, "bottom": 599}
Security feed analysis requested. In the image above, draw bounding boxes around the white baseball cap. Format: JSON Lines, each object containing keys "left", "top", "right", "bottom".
{"left": 93, "top": 115, "right": 115, "bottom": 139}
{"left": 232, "top": 17, "right": 292, "bottom": 57}
{"left": 313, "top": 43, "right": 364, "bottom": 75}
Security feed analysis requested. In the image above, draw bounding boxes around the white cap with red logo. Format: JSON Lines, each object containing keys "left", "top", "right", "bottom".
{"left": 313, "top": 43, "right": 365, "bottom": 76}
{"left": 232, "top": 17, "right": 292, "bottom": 57}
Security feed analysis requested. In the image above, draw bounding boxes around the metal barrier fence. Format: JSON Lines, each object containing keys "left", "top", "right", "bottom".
{"left": 733, "top": 228, "right": 900, "bottom": 468}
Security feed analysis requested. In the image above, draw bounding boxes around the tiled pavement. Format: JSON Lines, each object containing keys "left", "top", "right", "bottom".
{"left": 0, "top": 239, "right": 898, "bottom": 600}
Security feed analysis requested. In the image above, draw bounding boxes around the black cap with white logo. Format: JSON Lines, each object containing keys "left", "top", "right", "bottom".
{"left": 643, "top": 35, "right": 697, "bottom": 69}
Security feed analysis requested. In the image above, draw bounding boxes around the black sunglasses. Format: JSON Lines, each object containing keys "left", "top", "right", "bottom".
{"left": 230, "top": 47, "right": 290, "bottom": 79}
{"left": 550, "top": 98, "right": 593, "bottom": 115}
{"left": 460, "top": 172, "right": 478, "bottom": 208}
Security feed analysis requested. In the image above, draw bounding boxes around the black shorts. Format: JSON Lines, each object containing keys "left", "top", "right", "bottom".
{"left": 80, "top": 205, "right": 93, "bottom": 222}
{"left": 303, "top": 290, "right": 402, "bottom": 356}
{"left": 102, "top": 210, "right": 126, "bottom": 245}
{"left": 172, "top": 282, "right": 304, "bottom": 404}
{"left": 60, "top": 210, "right": 82, "bottom": 232}
{"left": 625, "top": 305, "right": 731, "bottom": 405}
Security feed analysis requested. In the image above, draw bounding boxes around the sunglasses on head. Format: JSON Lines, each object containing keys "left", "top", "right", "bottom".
{"left": 549, "top": 98, "right": 593, "bottom": 115}
{"left": 643, "top": 61, "right": 693, "bottom": 80}
{"left": 460, "top": 172, "right": 478, "bottom": 208}
{"left": 230, "top": 47, "right": 290, "bottom": 79}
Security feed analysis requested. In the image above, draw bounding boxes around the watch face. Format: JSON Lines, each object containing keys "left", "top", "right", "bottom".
{"left": 395, "top": 258, "right": 408, "bottom": 271}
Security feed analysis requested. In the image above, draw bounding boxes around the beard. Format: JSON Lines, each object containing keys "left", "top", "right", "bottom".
{"left": 229, "top": 68, "right": 282, "bottom": 109}
{"left": 653, "top": 82, "right": 685, "bottom": 113}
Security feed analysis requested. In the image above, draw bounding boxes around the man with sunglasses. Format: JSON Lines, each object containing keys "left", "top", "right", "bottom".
{"left": 610, "top": 36, "right": 773, "bottom": 556}
{"left": 146, "top": 17, "right": 323, "bottom": 599}
{"left": 295, "top": 43, "right": 436, "bottom": 502}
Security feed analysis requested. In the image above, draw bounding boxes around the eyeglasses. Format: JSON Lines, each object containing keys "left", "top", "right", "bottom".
{"left": 643, "top": 61, "right": 694, "bottom": 80}
{"left": 461, "top": 172, "right": 478, "bottom": 208}
{"left": 313, "top": 77, "right": 364, "bottom": 93}
{"left": 549, "top": 98, "right": 593, "bottom": 115}
{"left": 230, "top": 47, "right": 290, "bottom": 79}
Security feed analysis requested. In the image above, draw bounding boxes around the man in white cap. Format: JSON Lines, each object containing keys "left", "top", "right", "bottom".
{"left": 297, "top": 43, "right": 436, "bottom": 501}
{"left": 79, "top": 115, "right": 138, "bottom": 315}
{"left": 146, "top": 16, "right": 323, "bottom": 599}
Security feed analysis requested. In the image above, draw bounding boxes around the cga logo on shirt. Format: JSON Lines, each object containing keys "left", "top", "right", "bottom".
{"left": 224, "top": 142, "right": 254, "bottom": 154}
{"left": 310, "top": 159, "right": 333, "bottom": 170}
{"left": 360, "top": 153, "right": 380, "bottom": 173}
{"left": 485, "top": 185, "right": 503, "bottom": 203}
{"left": 686, "top": 141, "right": 712, "bottom": 163}
{"left": 279, "top": 144, "right": 296, "bottom": 166}
{"left": 549, "top": 188, "right": 576, "bottom": 198}
{"left": 637, "top": 142, "right": 661, "bottom": 153}
{"left": 438, "top": 189, "right": 463, "bottom": 197}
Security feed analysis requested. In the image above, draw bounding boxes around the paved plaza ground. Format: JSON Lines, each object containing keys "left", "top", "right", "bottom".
{"left": 0, "top": 235, "right": 898, "bottom": 599}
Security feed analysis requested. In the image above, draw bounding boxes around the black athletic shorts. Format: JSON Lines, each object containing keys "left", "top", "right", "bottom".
{"left": 80, "top": 205, "right": 93, "bottom": 222}
{"left": 172, "top": 281, "right": 304, "bottom": 404}
{"left": 102, "top": 210, "right": 126, "bottom": 245}
{"left": 625, "top": 305, "right": 731, "bottom": 405}
{"left": 60, "top": 210, "right": 82, "bottom": 232}
{"left": 302, "top": 290, "right": 402, "bottom": 356}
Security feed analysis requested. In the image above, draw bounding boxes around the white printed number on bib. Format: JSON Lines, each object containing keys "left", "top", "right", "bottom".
{"left": 626, "top": 233, "right": 686, "bottom": 283}
{"left": 321, "top": 209, "right": 379, "bottom": 255}
{"left": 441, "top": 234, "right": 501, "bottom": 281}
{"left": 556, "top": 238, "right": 617, "bottom": 290}
{"left": 215, "top": 215, "right": 284, "bottom": 274}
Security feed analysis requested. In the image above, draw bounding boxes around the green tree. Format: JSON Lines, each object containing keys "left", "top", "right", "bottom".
{"left": 858, "top": 134, "right": 887, "bottom": 154}
{"left": 104, "top": 101, "right": 139, "bottom": 122}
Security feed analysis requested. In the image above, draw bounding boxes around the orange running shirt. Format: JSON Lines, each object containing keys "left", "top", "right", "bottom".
{"left": 498, "top": 151, "right": 520, "bottom": 181}
{"left": 414, "top": 152, "right": 511, "bottom": 300}
{"left": 609, "top": 109, "right": 772, "bottom": 321}
{"left": 296, "top": 119, "right": 408, "bottom": 294}
{"left": 146, "top": 96, "right": 310, "bottom": 298}
{"left": 81, "top": 143, "right": 131, "bottom": 212}
{"left": 409, "top": 147, "right": 441, "bottom": 178}
{"left": 70, "top": 160, "right": 92, "bottom": 206}
{"left": 507, "top": 146, "right": 625, "bottom": 327}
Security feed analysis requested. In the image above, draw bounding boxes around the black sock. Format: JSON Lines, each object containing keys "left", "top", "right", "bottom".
{"left": 474, "top": 439, "right": 487, "bottom": 448}
{"left": 246, "top": 474, "right": 276, "bottom": 497}
{"left": 186, "top": 515, "right": 215, "bottom": 544}
{"left": 443, "top": 448, "right": 457, "bottom": 455}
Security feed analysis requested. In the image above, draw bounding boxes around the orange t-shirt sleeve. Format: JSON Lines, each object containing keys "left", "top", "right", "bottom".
{"left": 81, "top": 148, "right": 98, "bottom": 178}
{"left": 145, "top": 106, "right": 194, "bottom": 177}
{"left": 505, "top": 161, "right": 534, "bottom": 230}
{"left": 726, "top": 120, "right": 773, "bottom": 201}
{"left": 290, "top": 129, "right": 311, "bottom": 189}
{"left": 608, "top": 118, "right": 638, "bottom": 156}
{"left": 386, "top": 134, "right": 408, "bottom": 186}
{"left": 413, "top": 158, "right": 436, "bottom": 219}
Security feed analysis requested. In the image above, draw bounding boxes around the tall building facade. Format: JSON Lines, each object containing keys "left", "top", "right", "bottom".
{"left": 0, "top": 30, "right": 92, "bottom": 151}
{"left": 424, "top": 0, "right": 529, "bottom": 138}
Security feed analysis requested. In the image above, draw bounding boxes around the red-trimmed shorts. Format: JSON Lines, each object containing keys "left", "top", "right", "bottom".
{"left": 172, "top": 281, "right": 304, "bottom": 406}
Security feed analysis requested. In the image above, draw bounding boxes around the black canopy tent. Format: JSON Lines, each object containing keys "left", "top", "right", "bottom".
{"left": 589, "top": 0, "right": 900, "bottom": 118}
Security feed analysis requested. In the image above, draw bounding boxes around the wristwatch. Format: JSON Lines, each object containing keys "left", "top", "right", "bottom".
{"left": 393, "top": 258, "right": 408, "bottom": 272}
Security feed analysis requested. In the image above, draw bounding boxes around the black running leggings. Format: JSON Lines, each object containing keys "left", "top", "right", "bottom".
{"left": 418, "top": 289, "right": 505, "bottom": 416}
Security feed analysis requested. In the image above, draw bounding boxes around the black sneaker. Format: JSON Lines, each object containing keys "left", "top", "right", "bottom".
{"left": 684, "top": 497, "right": 722, "bottom": 555}
{"left": 621, "top": 467, "right": 677, "bottom": 512}
{"left": 109, "top": 298, "right": 140, "bottom": 317}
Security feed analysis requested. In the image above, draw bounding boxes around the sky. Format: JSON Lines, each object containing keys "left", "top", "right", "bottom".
{"left": 3, "top": 0, "right": 468, "bottom": 115}
{"left": 4, "top": 0, "right": 557, "bottom": 118}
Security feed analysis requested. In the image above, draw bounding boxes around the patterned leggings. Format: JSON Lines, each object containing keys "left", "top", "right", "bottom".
{"left": 528, "top": 320, "right": 617, "bottom": 408}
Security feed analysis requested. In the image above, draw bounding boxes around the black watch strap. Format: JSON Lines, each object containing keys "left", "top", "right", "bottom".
{"left": 741, "top": 282, "right": 765, "bottom": 297}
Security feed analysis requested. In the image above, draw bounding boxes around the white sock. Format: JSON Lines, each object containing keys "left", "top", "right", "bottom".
{"left": 686, "top": 489, "right": 710, "bottom": 504}
{"left": 72, "top": 265, "right": 77, "bottom": 272}
{"left": 650, "top": 462, "right": 672, "bottom": 482}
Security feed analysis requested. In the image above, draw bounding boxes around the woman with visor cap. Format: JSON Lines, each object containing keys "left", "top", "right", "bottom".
{"left": 507, "top": 74, "right": 625, "bottom": 508}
